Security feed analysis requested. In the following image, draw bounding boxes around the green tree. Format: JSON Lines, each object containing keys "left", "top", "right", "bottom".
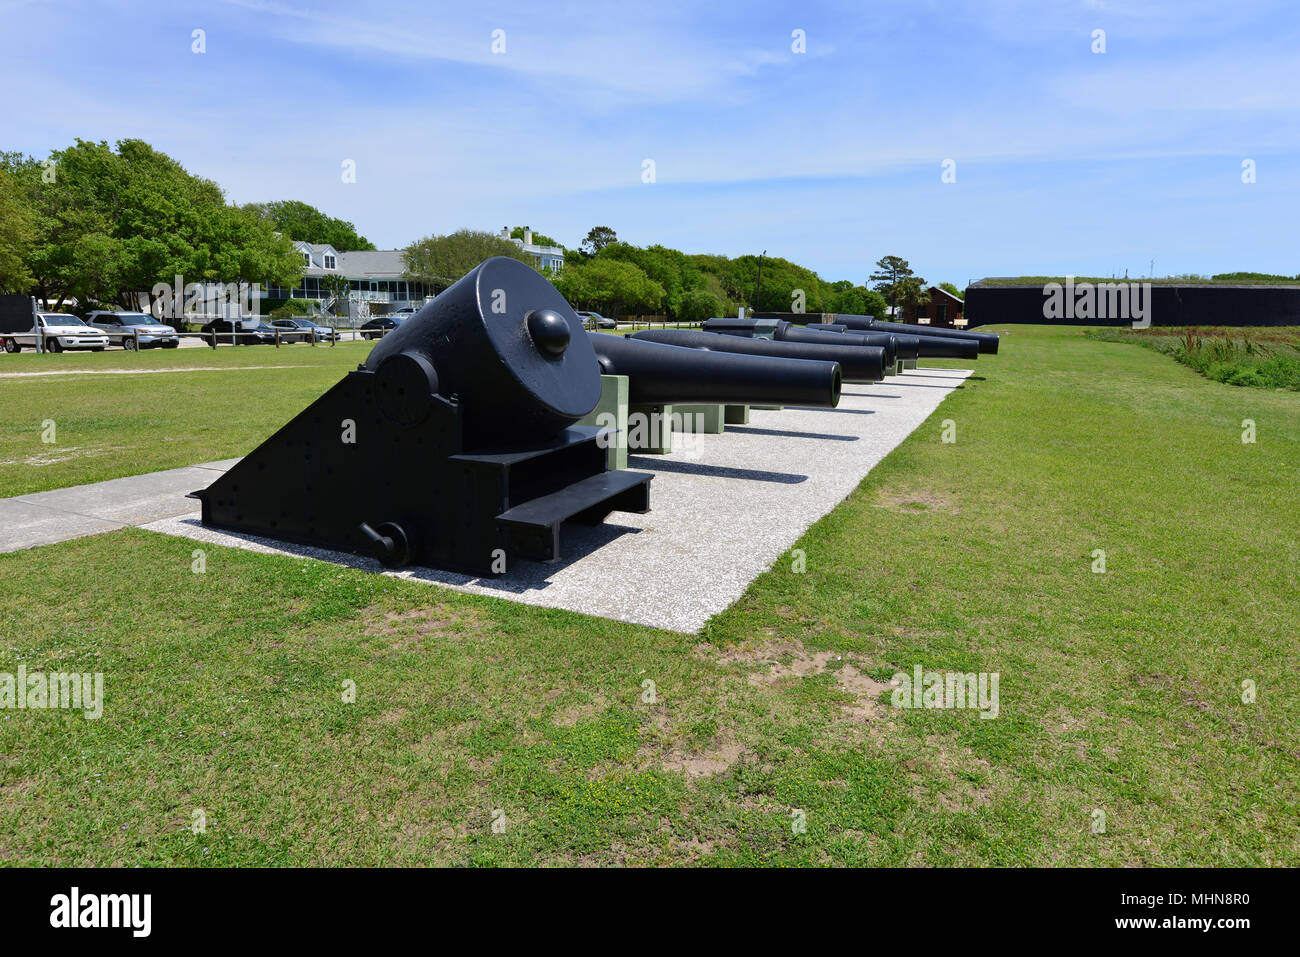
{"left": 403, "top": 229, "right": 532, "bottom": 291}
{"left": 826, "top": 281, "right": 888, "bottom": 318}
{"left": 676, "top": 288, "right": 721, "bottom": 323}
{"left": 869, "top": 254, "right": 916, "bottom": 315}
{"left": 939, "top": 282, "right": 963, "bottom": 299}
{"left": 320, "top": 273, "right": 351, "bottom": 316}
{"left": 0, "top": 166, "right": 35, "bottom": 292}
{"left": 597, "top": 242, "right": 692, "bottom": 315}
{"left": 895, "top": 275, "right": 930, "bottom": 318}
{"left": 581, "top": 226, "right": 618, "bottom": 256}
{"left": 554, "top": 258, "right": 664, "bottom": 315}
{"left": 3, "top": 140, "right": 302, "bottom": 313}
{"left": 243, "top": 200, "right": 376, "bottom": 250}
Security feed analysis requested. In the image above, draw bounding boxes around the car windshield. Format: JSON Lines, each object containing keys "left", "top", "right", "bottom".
{"left": 41, "top": 314, "right": 84, "bottom": 326}
{"left": 117, "top": 314, "right": 161, "bottom": 325}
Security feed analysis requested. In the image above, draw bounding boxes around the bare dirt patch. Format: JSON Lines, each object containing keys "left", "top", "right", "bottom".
{"left": 657, "top": 736, "right": 745, "bottom": 778}
{"left": 875, "top": 488, "right": 958, "bottom": 513}
{"left": 700, "top": 639, "right": 894, "bottom": 721}
{"left": 361, "top": 604, "right": 483, "bottom": 647}
{"left": 554, "top": 695, "right": 607, "bottom": 727}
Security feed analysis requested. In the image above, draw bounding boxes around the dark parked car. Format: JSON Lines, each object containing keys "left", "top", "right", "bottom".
{"left": 270, "top": 318, "right": 338, "bottom": 342}
{"left": 201, "top": 319, "right": 277, "bottom": 345}
{"left": 360, "top": 316, "right": 404, "bottom": 340}
{"left": 576, "top": 310, "right": 617, "bottom": 329}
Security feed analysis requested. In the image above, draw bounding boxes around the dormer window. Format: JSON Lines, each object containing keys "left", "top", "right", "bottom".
{"left": 301, "top": 252, "right": 311, "bottom": 265}
{"left": 324, "top": 254, "right": 336, "bottom": 270}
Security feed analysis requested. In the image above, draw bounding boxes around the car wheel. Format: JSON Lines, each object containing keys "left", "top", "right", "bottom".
{"left": 46, "top": 339, "right": 63, "bottom": 353}
{"left": 122, "top": 337, "right": 136, "bottom": 351}
{"left": 3, "top": 338, "right": 18, "bottom": 353}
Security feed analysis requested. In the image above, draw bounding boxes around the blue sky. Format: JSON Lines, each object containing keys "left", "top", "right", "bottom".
{"left": 2, "top": 0, "right": 1297, "bottom": 287}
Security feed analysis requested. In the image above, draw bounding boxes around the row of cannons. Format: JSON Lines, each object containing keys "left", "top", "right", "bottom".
{"left": 193, "top": 258, "right": 997, "bottom": 575}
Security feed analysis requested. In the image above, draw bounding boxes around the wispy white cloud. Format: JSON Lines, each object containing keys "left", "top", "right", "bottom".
{"left": 2, "top": 0, "right": 1298, "bottom": 282}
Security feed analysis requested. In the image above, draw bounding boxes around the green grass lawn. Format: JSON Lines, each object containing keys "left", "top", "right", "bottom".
{"left": 1086, "top": 326, "right": 1300, "bottom": 391}
{"left": 0, "top": 342, "right": 375, "bottom": 497}
{"left": 1, "top": 325, "right": 1296, "bottom": 866}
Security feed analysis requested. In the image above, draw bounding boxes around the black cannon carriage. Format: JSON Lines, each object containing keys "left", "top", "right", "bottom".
{"left": 192, "top": 257, "right": 652, "bottom": 574}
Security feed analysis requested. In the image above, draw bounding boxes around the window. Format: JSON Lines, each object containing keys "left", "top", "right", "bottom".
{"left": 324, "top": 254, "right": 336, "bottom": 269}
{"left": 937, "top": 304, "right": 946, "bottom": 323}
{"left": 301, "top": 252, "right": 311, "bottom": 265}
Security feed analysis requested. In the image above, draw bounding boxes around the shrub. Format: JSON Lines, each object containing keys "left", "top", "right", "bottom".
{"left": 676, "top": 288, "right": 721, "bottom": 323}
{"left": 269, "top": 299, "right": 314, "bottom": 319}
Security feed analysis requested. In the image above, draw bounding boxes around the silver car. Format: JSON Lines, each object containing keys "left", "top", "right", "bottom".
{"left": 85, "top": 311, "right": 180, "bottom": 350}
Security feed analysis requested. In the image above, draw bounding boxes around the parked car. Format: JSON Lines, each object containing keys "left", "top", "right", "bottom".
{"left": 359, "top": 316, "right": 404, "bottom": 340}
{"left": 388, "top": 306, "right": 421, "bottom": 321}
{"left": 1, "top": 311, "right": 110, "bottom": 353}
{"left": 200, "top": 319, "right": 277, "bottom": 345}
{"left": 576, "top": 310, "right": 617, "bottom": 329}
{"left": 85, "top": 310, "right": 180, "bottom": 349}
{"left": 270, "top": 318, "right": 338, "bottom": 342}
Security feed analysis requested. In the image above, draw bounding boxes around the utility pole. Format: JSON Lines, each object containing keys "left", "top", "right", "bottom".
{"left": 754, "top": 250, "right": 766, "bottom": 314}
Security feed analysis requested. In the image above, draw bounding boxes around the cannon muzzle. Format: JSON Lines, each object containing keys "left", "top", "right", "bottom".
{"left": 632, "top": 329, "right": 886, "bottom": 382}
{"left": 836, "top": 315, "right": 1000, "bottom": 354}
{"left": 589, "top": 333, "right": 841, "bottom": 407}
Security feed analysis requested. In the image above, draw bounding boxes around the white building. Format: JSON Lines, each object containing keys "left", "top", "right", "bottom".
{"left": 499, "top": 227, "right": 564, "bottom": 273}
{"left": 264, "top": 241, "right": 435, "bottom": 319}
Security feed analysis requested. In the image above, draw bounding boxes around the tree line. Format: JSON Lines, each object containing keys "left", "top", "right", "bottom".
{"left": 0, "top": 138, "right": 951, "bottom": 324}
{"left": 402, "top": 224, "right": 950, "bottom": 322}
{"left": 0, "top": 139, "right": 373, "bottom": 314}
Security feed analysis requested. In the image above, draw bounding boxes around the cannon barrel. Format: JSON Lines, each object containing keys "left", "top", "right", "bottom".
{"left": 589, "top": 333, "right": 841, "bottom": 407}
{"left": 788, "top": 321, "right": 973, "bottom": 359}
{"left": 700, "top": 317, "right": 901, "bottom": 364}
{"left": 632, "top": 328, "right": 886, "bottom": 382}
{"left": 774, "top": 323, "right": 900, "bottom": 363}
{"left": 803, "top": 322, "right": 848, "bottom": 333}
{"left": 835, "top": 315, "right": 1000, "bottom": 354}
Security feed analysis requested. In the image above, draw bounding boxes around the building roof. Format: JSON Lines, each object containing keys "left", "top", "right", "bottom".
{"left": 335, "top": 250, "right": 407, "bottom": 279}
{"left": 930, "top": 285, "right": 964, "bottom": 303}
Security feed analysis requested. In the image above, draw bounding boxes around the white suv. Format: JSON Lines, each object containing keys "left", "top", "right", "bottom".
{"left": 1, "top": 313, "right": 110, "bottom": 353}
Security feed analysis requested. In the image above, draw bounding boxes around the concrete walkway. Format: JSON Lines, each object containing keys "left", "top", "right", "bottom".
{"left": 1, "top": 367, "right": 972, "bottom": 631}
{"left": 0, "top": 459, "right": 239, "bottom": 553}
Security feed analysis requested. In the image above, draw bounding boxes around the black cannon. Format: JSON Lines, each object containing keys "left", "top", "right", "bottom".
{"left": 803, "top": 322, "right": 848, "bottom": 333}
{"left": 781, "top": 319, "right": 979, "bottom": 359}
{"left": 700, "top": 316, "right": 903, "bottom": 365}
{"left": 835, "top": 315, "right": 1000, "bottom": 354}
{"left": 192, "top": 257, "right": 652, "bottom": 574}
{"left": 589, "top": 333, "right": 841, "bottom": 407}
{"left": 631, "top": 328, "right": 887, "bottom": 382}
{"left": 804, "top": 323, "right": 978, "bottom": 360}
